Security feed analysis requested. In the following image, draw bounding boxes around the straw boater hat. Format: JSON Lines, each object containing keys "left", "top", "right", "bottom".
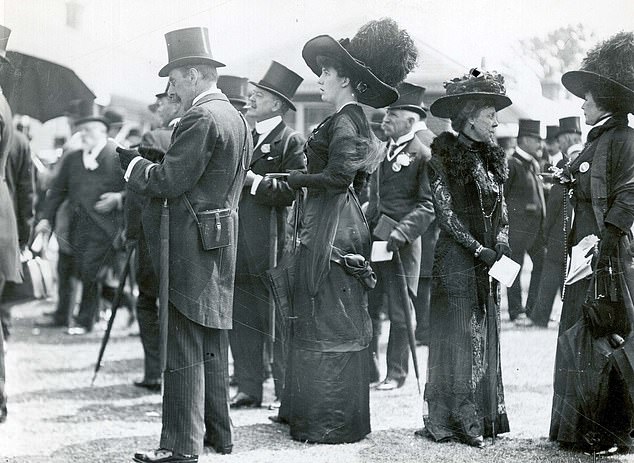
{"left": 561, "top": 31, "right": 634, "bottom": 113}
{"left": 159, "top": 27, "right": 225, "bottom": 77}
{"left": 430, "top": 68, "right": 512, "bottom": 119}
{"left": 249, "top": 61, "right": 303, "bottom": 111}
{"left": 302, "top": 18, "right": 418, "bottom": 109}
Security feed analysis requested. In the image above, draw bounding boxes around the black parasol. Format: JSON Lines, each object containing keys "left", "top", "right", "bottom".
{"left": 0, "top": 51, "right": 95, "bottom": 121}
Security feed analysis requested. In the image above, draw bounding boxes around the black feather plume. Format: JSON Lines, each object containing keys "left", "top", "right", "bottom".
{"left": 346, "top": 18, "right": 418, "bottom": 87}
{"left": 582, "top": 31, "right": 634, "bottom": 90}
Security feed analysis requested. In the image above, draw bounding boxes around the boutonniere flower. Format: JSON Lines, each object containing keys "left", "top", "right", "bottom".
{"left": 392, "top": 153, "right": 412, "bottom": 172}
{"left": 260, "top": 144, "right": 271, "bottom": 154}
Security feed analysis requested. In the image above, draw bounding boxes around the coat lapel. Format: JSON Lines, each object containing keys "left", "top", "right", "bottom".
{"left": 251, "top": 121, "right": 286, "bottom": 165}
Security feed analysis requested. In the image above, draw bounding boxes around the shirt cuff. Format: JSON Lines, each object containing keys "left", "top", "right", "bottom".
{"left": 124, "top": 156, "right": 144, "bottom": 182}
{"left": 250, "top": 174, "right": 264, "bottom": 195}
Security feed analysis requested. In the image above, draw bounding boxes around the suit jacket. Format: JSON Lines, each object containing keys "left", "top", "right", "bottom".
{"left": 44, "top": 140, "right": 125, "bottom": 239}
{"left": 5, "top": 131, "right": 34, "bottom": 246}
{"left": 366, "top": 135, "right": 435, "bottom": 243}
{"left": 127, "top": 93, "right": 252, "bottom": 329}
{"left": 235, "top": 121, "right": 305, "bottom": 280}
{"left": 505, "top": 150, "right": 546, "bottom": 233}
{"left": 0, "top": 91, "right": 20, "bottom": 282}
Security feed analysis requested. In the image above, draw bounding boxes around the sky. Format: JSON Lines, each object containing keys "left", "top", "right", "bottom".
{"left": 1, "top": 0, "right": 633, "bottom": 105}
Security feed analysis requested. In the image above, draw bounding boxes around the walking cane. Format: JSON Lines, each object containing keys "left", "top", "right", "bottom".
{"left": 266, "top": 207, "right": 278, "bottom": 364}
{"left": 394, "top": 250, "right": 422, "bottom": 395}
{"left": 159, "top": 198, "right": 169, "bottom": 373}
{"left": 92, "top": 243, "right": 136, "bottom": 385}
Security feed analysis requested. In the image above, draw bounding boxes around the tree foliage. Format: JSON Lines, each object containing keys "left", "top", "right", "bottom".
{"left": 519, "top": 24, "right": 595, "bottom": 79}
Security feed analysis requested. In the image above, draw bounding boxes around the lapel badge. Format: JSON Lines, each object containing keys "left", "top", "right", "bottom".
{"left": 392, "top": 162, "right": 402, "bottom": 172}
{"left": 261, "top": 144, "right": 271, "bottom": 154}
{"left": 579, "top": 161, "right": 589, "bottom": 173}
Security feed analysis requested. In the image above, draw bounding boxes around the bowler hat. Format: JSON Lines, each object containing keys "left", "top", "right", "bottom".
{"left": 557, "top": 116, "right": 582, "bottom": 136}
{"left": 218, "top": 75, "right": 249, "bottom": 108}
{"left": 546, "top": 125, "right": 559, "bottom": 141}
{"left": 562, "top": 31, "right": 634, "bottom": 113}
{"left": 250, "top": 61, "right": 303, "bottom": 111}
{"left": 0, "top": 25, "right": 10, "bottom": 64}
{"left": 159, "top": 27, "right": 225, "bottom": 77}
{"left": 430, "top": 68, "right": 512, "bottom": 119}
{"left": 389, "top": 82, "right": 428, "bottom": 117}
{"left": 517, "top": 119, "right": 541, "bottom": 139}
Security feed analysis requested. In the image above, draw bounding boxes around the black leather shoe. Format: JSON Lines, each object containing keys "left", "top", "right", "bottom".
{"left": 462, "top": 435, "right": 485, "bottom": 449}
{"left": 229, "top": 391, "right": 260, "bottom": 408}
{"left": 133, "top": 448, "right": 198, "bottom": 463}
{"left": 203, "top": 436, "right": 232, "bottom": 455}
{"left": 0, "top": 397, "right": 7, "bottom": 423}
{"left": 134, "top": 379, "right": 162, "bottom": 392}
{"left": 268, "top": 414, "right": 289, "bottom": 424}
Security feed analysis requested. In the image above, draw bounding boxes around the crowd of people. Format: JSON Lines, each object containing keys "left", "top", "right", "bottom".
{"left": 0, "top": 17, "right": 634, "bottom": 463}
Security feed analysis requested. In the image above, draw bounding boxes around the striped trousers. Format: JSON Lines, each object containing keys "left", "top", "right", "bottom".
{"left": 160, "top": 304, "right": 231, "bottom": 455}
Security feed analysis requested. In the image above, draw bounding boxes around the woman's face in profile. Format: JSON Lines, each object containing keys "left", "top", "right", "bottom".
{"left": 318, "top": 66, "right": 346, "bottom": 104}
{"left": 469, "top": 106, "right": 498, "bottom": 144}
{"left": 582, "top": 91, "right": 607, "bottom": 126}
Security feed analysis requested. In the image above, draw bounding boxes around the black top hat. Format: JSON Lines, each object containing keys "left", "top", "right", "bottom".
{"left": 545, "top": 125, "right": 559, "bottom": 141}
{"left": 0, "top": 25, "right": 11, "bottom": 65}
{"left": 218, "top": 75, "right": 249, "bottom": 107}
{"left": 557, "top": 116, "right": 582, "bottom": 136}
{"left": 430, "top": 68, "right": 512, "bottom": 119}
{"left": 159, "top": 27, "right": 225, "bottom": 77}
{"left": 517, "top": 119, "right": 541, "bottom": 139}
{"left": 250, "top": 61, "right": 303, "bottom": 111}
{"left": 562, "top": 31, "right": 634, "bottom": 113}
{"left": 103, "top": 109, "right": 124, "bottom": 127}
{"left": 389, "top": 82, "right": 428, "bottom": 117}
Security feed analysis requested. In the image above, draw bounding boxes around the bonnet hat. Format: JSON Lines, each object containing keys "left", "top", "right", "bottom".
{"left": 430, "top": 68, "right": 512, "bottom": 119}
{"left": 302, "top": 18, "right": 418, "bottom": 108}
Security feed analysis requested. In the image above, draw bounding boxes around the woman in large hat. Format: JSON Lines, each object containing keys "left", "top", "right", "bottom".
{"left": 282, "top": 18, "right": 417, "bottom": 443}
{"left": 416, "top": 68, "right": 512, "bottom": 448}
{"left": 549, "top": 31, "right": 634, "bottom": 454}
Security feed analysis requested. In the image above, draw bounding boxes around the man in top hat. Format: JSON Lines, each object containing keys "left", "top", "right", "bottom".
{"left": 529, "top": 120, "right": 577, "bottom": 328}
{"left": 217, "top": 75, "right": 249, "bottom": 113}
{"left": 366, "top": 82, "right": 435, "bottom": 390}
{"left": 540, "top": 125, "right": 563, "bottom": 201}
{"left": 127, "top": 88, "right": 183, "bottom": 392}
{"left": 230, "top": 60, "right": 305, "bottom": 409}
{"left": 0, "top": 23, "right": 19, "bottom": 423}
{"left": 557, "top": 116, "right": 584, "bottom": 163}
{"left": 118, "top": 27, "right": 252, "bottom": 462}
{"left": 505, "top": 119, "right": 546, "bottom": 322}
{"left": 35, "top": 113, "right": 126, "bottom": 334}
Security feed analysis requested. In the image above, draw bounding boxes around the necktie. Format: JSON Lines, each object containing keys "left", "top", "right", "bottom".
{"left": 252, "top": 130, "right": 260, "bottom": 148}
{"left": 386, "top": 142, "right": 398, "bottom": 161}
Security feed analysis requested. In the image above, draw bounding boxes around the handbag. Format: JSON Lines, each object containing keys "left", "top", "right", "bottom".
{"left": 183, "top": 196, "right": 233, "bottom": 251}
{"left": 373, "top": 213, "right": 398, "bottom": 241}
{"left": 3, "top": 249, "right": 55, "bottom": 302}
{"left": 582, "top": 261, "right": 630, "bottom": 339}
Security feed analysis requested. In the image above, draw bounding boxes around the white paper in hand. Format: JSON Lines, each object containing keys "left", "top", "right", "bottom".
{"left": 371, "top": 241, "right": 393, "bottom": 262}
{"left": 488, "top": 255, "right": 521, "bottom": 287}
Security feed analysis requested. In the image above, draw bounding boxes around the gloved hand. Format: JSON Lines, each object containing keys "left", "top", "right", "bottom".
{"left": 478, "top": 247, "right": 497, "bottom": 267}
{"left": 287, "top": 170, "right": 304, "bottom": 190}
{"left": 386, "top": 228, "right": 407, "bottom": 252}
{"left": 598, "top": 224, "right": 622, "bottom": 268}
{"left": 138, "top": 145, "right": 165, "bottom": 163}
{"left": 116, "top": 146, "right": 138, "bottom": 171}
{"left": 495, "top": 242, "right": 511, "bottom": 261}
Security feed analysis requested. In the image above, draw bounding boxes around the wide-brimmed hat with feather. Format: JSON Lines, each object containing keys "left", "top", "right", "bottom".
{"left": 562, "top": 31, "right": 634, "bottom": 113}
{"left": 430, "top": 68, "right": 512, "bottom": 119}
{"left": 302, "top": 18, "right": 418, "bottom": 108}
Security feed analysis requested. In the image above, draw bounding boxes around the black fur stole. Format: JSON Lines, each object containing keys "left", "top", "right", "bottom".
{"left": 430, "top": 132, "right": 508, "bottom": 184}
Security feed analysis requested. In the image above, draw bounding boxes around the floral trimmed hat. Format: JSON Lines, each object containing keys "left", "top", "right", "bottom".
{"left": 430, "top": 68, "right": 512, "bottom": 119}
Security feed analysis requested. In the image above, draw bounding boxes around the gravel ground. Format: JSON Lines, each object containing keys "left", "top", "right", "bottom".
{"left": 0, "top": 290, "right": 632, "bottom": 463}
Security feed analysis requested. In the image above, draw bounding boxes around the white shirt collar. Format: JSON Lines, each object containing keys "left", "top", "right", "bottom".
{"left": 567, "top": 143, "right": 585, "bottom": 157}
{"left": 593, "top": 113, "right": 613, "bottom": 128}
{"left": 548, "top": 151, "right": 563, "bottom": 165}
{"left": 82, "top": 138, "right": 107, "bottom": 170}
{"left": 168, "top": 117, "right": 180, "bottom": 127}
{"left": 255, "top": 115, "right": 282, "bottom": 135}
{"left": 412, "top": 120, "right": 428, "bottom": 132}
{"left": 515, "top": 146, "right": 534, "bottom": 162}
{"left": 391, "top": 130, "right": 416, "bottom": 147}
{"left": 192, "top": 87, "right": 222, "bottom": 107}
